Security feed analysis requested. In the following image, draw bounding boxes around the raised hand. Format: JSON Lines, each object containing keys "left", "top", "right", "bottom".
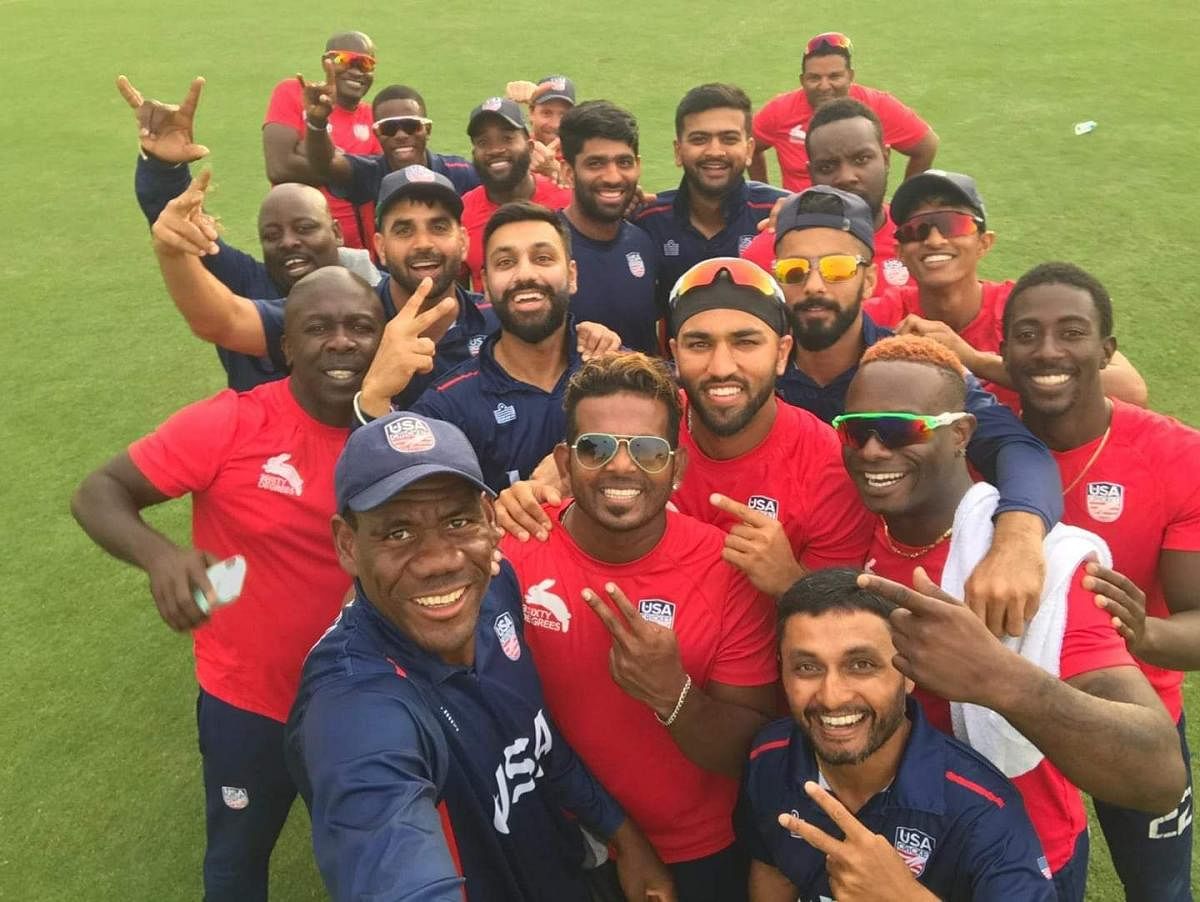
{"left": 495, "top": 479, "right": 563, "bottom": 541}
{"left": 151, "top": 168, "right": 220, "bottom": 257}
{"left": 709, "top": 493, "right": 804, "bottom": 596}
{"left": 117, "top": 75, "right": 209, "bottom": 163}
{"left": 296, "top": 58, "right": 337, "bottom": 126}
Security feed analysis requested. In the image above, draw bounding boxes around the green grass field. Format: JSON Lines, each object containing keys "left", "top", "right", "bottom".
{"left": 2, "top": 0, "right": 1198, "bottom": 898}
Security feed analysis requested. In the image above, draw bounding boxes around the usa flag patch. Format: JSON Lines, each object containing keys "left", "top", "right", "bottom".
{"left": 894, "top": 826, "right": 935, "bottom": 877}
{"left": 1085, "top": 481, "right": 1124, "bottom": 523}
{"left": 494, "top": 612, "right": 521, "bottom": 661}
{"left": 626, "top": 251, "right": 646, "bottom": 278}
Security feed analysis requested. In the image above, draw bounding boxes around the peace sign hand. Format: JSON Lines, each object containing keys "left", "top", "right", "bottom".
{"left": 582, "top": 582, "right": 688, "bottom": 719}
{"left": 779, "top": 782, "right": 936, "bottom": 901}
{"left": 296, "top": 58, "right": 337, "bottom": 127}
{"left": 117, "top": 75, "right": 209, "bottom": 163}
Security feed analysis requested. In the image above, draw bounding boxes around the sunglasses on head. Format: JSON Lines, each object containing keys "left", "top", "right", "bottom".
{"left": 324, "top": 50, "right": 377, "bottom": 73}
{"left": 830, "top": 411, "right": 970, "bottom": 450}
{"left": 374, "top": 116, "right": 432, "bottom": 137}
{"left": 894, "top": 210, "right": 983, "bottom": 244}
{"left": 571, "top": 433, "right": 675, "bottom": 474}
{"left": 668, "top": 257, "right": 787, "bottom": 308}
{"left": 806, "top": 32, "right": 853, "bottom": 55}
{"left": 774, "top": 254, "right": 867, "bottom": 285}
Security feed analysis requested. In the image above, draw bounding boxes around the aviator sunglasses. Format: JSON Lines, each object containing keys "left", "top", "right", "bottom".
{"left": 831, "top": 411, "right": 971, "bottom": 450}
{"left": 374, "top": 116, "right": 433, "bottom": 137}
{"left": 323, "top": 50, "right": 377, "bottom": 73}
{"left": 894, "top": 210, "right": 983, "bottom": 244}
{"left": 570, "top": 433, "right": 675, "bottom": 474}
{"left": 774, "top": 254, "right": 868, "bottom": 285}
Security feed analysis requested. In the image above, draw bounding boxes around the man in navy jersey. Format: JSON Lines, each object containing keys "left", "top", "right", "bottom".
{"left": 286, "top": 411, "right": 673, "bottom": 901}
{"left": 736, "top": 568, "right": 1053, "bottom": 901}
{"left": 558, "top": 101, "right": 661, "bottom": 353}
{"left": 634, "top": 84, "right": 787, "bottom": 310}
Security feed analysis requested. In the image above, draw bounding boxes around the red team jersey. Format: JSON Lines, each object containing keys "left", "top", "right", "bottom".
{"left": 674, "top": 397, "right": 874, "bottom": 571}
{"left": 1053, "top": 400, "right": 1200, "bottom": 721}
{"left": 864, "top": 279, "right": 1019, "bottom": 409}
{"left": 752, "top": 85, "right": 931, "bottom": 192}
{"left": 502, "top": 506, "right": 777, "bottom": 863}
{"left": 865, "top": 516, "right": 1135, "bottom": 873}
{"left": 263, "top": 78, "right": 381, "bottom": 252}
{"left": 740, "top": 200, "right": 913, "bottom": 293}
{"left": 461, "top": 176, "right": 572, "bottom": 290}
{"left": 128, "top": 379, "right": 352, "bottom": 723}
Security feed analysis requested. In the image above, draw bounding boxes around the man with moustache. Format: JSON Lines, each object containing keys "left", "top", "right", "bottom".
{"left": 741, "top": 98, "right": 914, "bottom": 291}
{"left": 71, "top": 269, "right": 388, "bottom": 902}
{"left": 736, "top": 569, "right": 1053, "bottom": 901}
{"left": 502, "top": 352, "right": 778, "bottom": 901}
{"left": 264, "top": 31, "right": 381, "bottom": 250}
{"left": 634, "top": 84, "right": 787, "bottom": 308}
{"left": 558, "top": 100, "right": 660, "bottom": 353}
{"left": 461, "top": 98, "right": 572, "bottom": 289}
{"left": 839, "top": 335, "right": 1185, "bottom": 898}
{"left": 1002, "top": 263, "right": 1200, "bottom": 901}
{"left": 287, "top": 411, "right": 674, "bottom": 902}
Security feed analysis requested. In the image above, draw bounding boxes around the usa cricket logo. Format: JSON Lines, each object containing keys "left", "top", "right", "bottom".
{"left": 638, "top": 599, "right": 677, "bottom": 629}
{"left": 748, "top": 495, "right": 779, "bottom": 519}
{"left": 1085, "top": 481, "right": 1124, "bottom": 523}
{"left": 883, "top": 258, "right": 911, "bottom": 286}
{"left": 386, "top": 416, "right": 436, "bottom": 453}
{"left": 894, "top": 826, "right": 935, "bottom": 876}
{"left": 626, "top": 251, "right": 646, "bottom": 278}
{"left": 494, "top": 612, "right": 521, "bottom": 661}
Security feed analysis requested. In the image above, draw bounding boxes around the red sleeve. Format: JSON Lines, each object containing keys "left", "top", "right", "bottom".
{"left": 870, "top": 89, "right": 931, "bottom": 152}
{"left": 710, "top": 569, "right": 779, "bottom": 687}
{"left": 795, "top": 427, "right": 874, "bottom": 570}
{"left": 752, "top": 96, "right": 782, "bottom": 149}
{"left": 264, "top": 78, "right": 303, "bottom": 132}
{"left": 863, "top": 285, "right": 908, "bottom": 326}
{"left": 127, "top": 390, "right": 242, "bottom": 498}
{"left": 1059, "top": 564, "right": 1136, "bottom": 681}
{"left": 1162, "top": 424, "right": 1200, "bottom": 551}
{"left": 740, "top": 230, "right": 775, "bottom": 271}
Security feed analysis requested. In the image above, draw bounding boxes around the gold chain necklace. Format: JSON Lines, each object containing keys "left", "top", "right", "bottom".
{"left": 882, "top": 520, "right": 953, "bottom": 559}
{"left": 1061, "top": 426, "right": 1112, "bottom": 496}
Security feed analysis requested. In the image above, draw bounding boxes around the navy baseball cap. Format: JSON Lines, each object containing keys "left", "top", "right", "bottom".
{"left": 890, "top": 170, "right": 987, "bottom": 227}
{"left": 335, "top": 412, "right": 494, "bottom": 512}
{"left": 533, "top": 75, "right": 576, "bottom": 106}
{"left": 774, "top": 186, "right": 876, "bottom": 255}
{"left": 375, "top": 165, "right": 463, "bottom": 227}
{"left": 467, "top": 97, "right": 528, "bottom": 137}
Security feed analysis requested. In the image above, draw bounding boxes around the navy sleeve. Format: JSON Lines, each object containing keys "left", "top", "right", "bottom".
{"left": 963, "top": 373, "right": 1062, "bottom": 531}
{"left": 250, "top": 297, "right": 289, "bottom": 370}
{"left": 134, "top": 154, "right": 191, "bottom": 225}
{"left": 733, "top": 770, "right": 774, "bottom": 865}
{"left": 329, "top": 154, "right": 386, "bottom": 205}
{"left": 293, "top": 680, "right": 466, "bottom": 902}
{"left": 959, "top": 803, "right": 1057, "bottom": 901}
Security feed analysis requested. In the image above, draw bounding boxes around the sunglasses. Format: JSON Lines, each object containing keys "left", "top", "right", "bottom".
{"left": 374, "top": 116, "right": 432, "bottom": 137}
{"left": 806, "top": 32, "right": 853, "bottom": 55}
{"left": 668, "top": 257, "right": 787, "bottom": 308}
{"left": 774, "top": 254, "right": 867, "bottom": 285}
{"left": 830, "top": 411, "right": 970, "bottom": 450}
{"left": 894, "top": 210, "right": 983, "bottom": 244}
{"left": 323, "top": 50, "right": 377, "bottom": 73}
{"left": 571, "top": 433, "right": 675, "bottom": 474}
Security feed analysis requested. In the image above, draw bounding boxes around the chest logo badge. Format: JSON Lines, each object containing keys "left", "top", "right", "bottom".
{"left": 1085, "top": 481, "right": 1124, "bottom": 523}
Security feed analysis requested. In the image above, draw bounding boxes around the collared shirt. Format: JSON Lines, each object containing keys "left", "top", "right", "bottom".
{"left": 735, "top": 700, "right": 1055, "bottom": 900}
{"left": 633, "top": 176, "right": 788, "bottom": 309}
{"left": 252, "top": 275, "right": 499, "bottom": 408}
{"left": 410, "top": 322, "right": 582, "bottom": 491}
{"left": 286, "top": 563, "right": 624, "bottom": 902}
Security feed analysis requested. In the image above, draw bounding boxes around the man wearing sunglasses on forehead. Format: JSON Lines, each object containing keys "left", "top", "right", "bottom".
{"left": 501, "top": 352, "right": 778, "bottom": 901}
{"left": 865, "top": 170, "right": 1148, "bottom": 410}
{"left": 263, "top": 32, "right": 380, "bottom": 251}
{"left": 840, "top": 335, "right": 1186, "bottom": 900}
{"left": 749, "top": 32, "right": 938, "bottom": 193}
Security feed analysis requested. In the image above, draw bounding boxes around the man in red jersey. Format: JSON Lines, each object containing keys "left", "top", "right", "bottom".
{"left": 837, "top": 334, "right": 1185, "bottom": 900}
{"left": 502, "top": 352, "right": 777, "bottom": 901}
{"left": 70, "top": 268, "right": 387, "bottom": 901}
{"left": 461, "top": 97, "right": 572, "bottom": 289}
{"left": 263, "top": 32, "right": 381, "bottom": 250}
{"left": 749, "top": 32, "right": 938, "bottom": 192}
{"left": 1002, "top": 262, "right": 1200, "bottom": 901}
{"left": 741, "top": 98, "right": 913, "bottom": 291}
{"left": 864, "top": 170, "right": 1147, "bottom": 409}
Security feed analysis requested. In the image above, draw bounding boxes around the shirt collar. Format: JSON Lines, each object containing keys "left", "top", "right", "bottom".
{"left": 376, "top": 277, "right": 485, "bottom": 333}
{"left": 673, "top": 175, "right": 750, "bottom": 224}
{"left": 354, "top": 583, "right": 469, "bottom": 685}
{"left": 478, "top": 316, "right": 580, "bottom": 392}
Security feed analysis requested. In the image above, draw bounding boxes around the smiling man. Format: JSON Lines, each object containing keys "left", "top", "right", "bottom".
{"left": 285, "top": 411, "right": 673, "bottom": 902}
{"left": 71, "top": 268, "right": 386, "bottom": 902}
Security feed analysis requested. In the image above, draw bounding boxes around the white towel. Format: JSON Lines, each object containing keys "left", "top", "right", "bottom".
{"left": 940, "top": 483, "right": 1112, "bottom": 779}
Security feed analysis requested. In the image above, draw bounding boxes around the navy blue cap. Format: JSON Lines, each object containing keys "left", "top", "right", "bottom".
{"left": 774, "top": 186, "right": 876, "bottom": 254}
{"left": 335, "top": 412, "right": 494, "bottom": 512}
{"left": 533, "top": 75, "right": 576, "bottom": 106}
{"left": 468, "top": 97, "right": 528, "bottom": 136}
{"left": 890, "top": 170, "right": 987, "bottom": 227}
{"left": 375, "top": 165, "right": 463, "bottom": 227}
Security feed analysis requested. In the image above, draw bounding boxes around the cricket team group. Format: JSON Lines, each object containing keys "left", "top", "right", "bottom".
{"left": 72, "top": 26, "right": 1198, "bottom": 902}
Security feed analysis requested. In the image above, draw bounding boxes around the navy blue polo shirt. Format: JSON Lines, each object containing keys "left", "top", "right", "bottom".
{"left": 633, "top": 176, "right": 787, "bottom": 308}
{"left": 252, "top": 275, "right": 499, "bottom": 409}
{"left": 735, "top": 700, "right": 1054, "bottom": 901}
{"left": 334, "top": 150, "right": 481, "bottom": 205}
{"left": 410, "top": 323, "right": 582, "bottom": 492}
{"left": 561, "top": 213, "right": 660, "bottom": 354}
{"left": 774, "top": 310, "right": 1062, "bottom": 532}
{"left": 286, "top": 562, "right": 623, "bottom": 902}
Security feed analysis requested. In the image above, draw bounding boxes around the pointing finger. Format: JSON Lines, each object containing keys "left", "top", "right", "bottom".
{"left": 179, "top": 76, "right": 205, "bottom": 116}
{"left": 777, "top": 811, "right": 842, "bottom": 857}
{"left": 856, "top": 571, "right": 944, "bottom": 616}
{"left": 322, "top": 57, "right": 337, "bottom": 85}
{"left": 709, "top": 492, "right": 771, "bottom": 527}
{"left": 116, "top": 75, "right": 143, "bottom": 109}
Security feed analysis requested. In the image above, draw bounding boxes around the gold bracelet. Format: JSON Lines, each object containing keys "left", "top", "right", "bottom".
{"left": 655, "top": 674, "right": 693, "bottom": 727}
